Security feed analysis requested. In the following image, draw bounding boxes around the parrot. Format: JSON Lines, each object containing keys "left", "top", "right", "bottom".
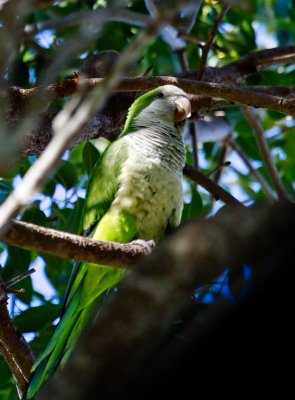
{"left": 25, "top": 84, "right": 191, "bottom": 398}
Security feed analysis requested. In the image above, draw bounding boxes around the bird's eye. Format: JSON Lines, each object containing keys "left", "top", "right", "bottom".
{"left": 157, "top": 92, "right": 164, "bottom": 98}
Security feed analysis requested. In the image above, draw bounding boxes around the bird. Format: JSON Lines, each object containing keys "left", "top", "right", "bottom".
{"left": 25, "top": 84, "right": 191, "bottom": 398}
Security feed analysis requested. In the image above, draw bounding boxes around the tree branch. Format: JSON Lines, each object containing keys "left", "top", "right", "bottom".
{"left": 203, "top": 46, "right": 295, "bottom": 83}
{"left": 0, "top": 293, "right": 35, "bottom": 398}
{"left": 8, "top": 76, "right": 295, "bottom": 116}
{"left": 0, "top": 220, "right": 149, "bottom": 268}
{"left": 242, "top": 106, "right": 291, "bottom": 201}
{"left": 2, "top": 45, "right": 295, "bottom": 157}
{"left": 184, "top": 164, "right": 245, "bottom": 208}
{"left": 38, "top": 201, "right": 295, "bottom": 400}
{"left": 3, "top": 79, "right": 294, "bottom": 158}
{"left": 188, "top": 122, "right": 199, "bottom": 169}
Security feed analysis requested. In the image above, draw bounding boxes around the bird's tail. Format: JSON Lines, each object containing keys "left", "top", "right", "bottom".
{"left": 25, "top": 263, "right": 125, "bottom": 399}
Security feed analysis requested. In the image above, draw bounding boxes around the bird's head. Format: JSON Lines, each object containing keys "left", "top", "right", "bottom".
{"left": 121, "top": 85, "right": 191, "bottom": 136}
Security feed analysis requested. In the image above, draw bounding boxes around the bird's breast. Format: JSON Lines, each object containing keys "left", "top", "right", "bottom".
{"left": 112, "top": 154, "right": 183, "bottom": 242}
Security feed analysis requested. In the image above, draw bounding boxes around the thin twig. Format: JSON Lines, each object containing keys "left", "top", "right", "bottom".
{"left": 207, "top": 160, "right": 231, "bottom": 179}
{"left": 176, "top": 49, "right": 190, "bottom": 72}
{"left": 189, "top": 122, "right": 199, "bottom": 169}
{"left": 209, "top": 144, "right": 229, "bottom": 202}
{"left": 214, "top": 144, "right": 228, "bottom": 184}
{"left": 242, "top": 106, "right": 291, "bottom": 201}
{"left": 5, "top": 269, "right": 36, "bottom": 288}
{"left": 197, "top": 4, "right": 230, "bottom": 80}
{"left": 184, "top": 164, "right": 245, "bottom": 208}
{"left": 226, "top": 135, "right": 277, "bottom": 202}
{"left": 179, "top": 32, "right": 226, "bottom": 52}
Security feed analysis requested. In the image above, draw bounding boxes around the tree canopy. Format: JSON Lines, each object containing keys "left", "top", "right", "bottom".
{"left": 0, "top": 1, "right": 294, "bottom": 399}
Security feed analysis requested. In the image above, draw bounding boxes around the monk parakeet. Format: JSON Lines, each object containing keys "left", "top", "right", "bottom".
{"left": 26, "top": 84, "right": 191, "bottom": 398}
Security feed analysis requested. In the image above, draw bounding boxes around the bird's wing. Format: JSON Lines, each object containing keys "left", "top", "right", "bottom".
{"left": 82, "top": 138, "right": 128, "bottom": 234}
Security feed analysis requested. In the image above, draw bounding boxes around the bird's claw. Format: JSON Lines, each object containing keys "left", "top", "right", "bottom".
{"left": 130, "top": 239, "right": 156, "bottom": 254}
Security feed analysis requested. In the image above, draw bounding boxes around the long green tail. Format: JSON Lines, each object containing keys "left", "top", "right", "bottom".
{"left": 26, "top": 263, "right": 125, "bottom": 398}
{"left": 25, "top": 209, "right": 136, "bottom": 398}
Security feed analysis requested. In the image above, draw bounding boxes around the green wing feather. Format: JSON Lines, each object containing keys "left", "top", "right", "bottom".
{"left": 83, "top": 138, "right": 128, "bottom": 233}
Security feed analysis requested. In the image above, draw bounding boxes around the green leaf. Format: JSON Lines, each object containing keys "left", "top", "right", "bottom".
{"left": 43, "top": 177, "right": 56, "bottom": 197}
{"left": 234, "top": 119, "right": 252, "bottom": 137}
{"left": 56, "top": 197, "right": 85, "bottom": 234}
{"left": 236, "top": 136, "right": 261, "bottom": 160}
{"left": 28, "top": 324, "right": 57, "bottom": 357}
{"left": 56, "top": 160, "right": 78, "bottom": 189}
{"left": 43, "top": 255, "right": 72, "bottom": 298}
{"left": 182, "top": 189, "right": 203, "bottom": 221}
{"left": 0, "top": 359, "right": 13, "bottom": 389}
{"left": 83, "top": 142, "right": 100, "bottom": 176}
{"left": 69, "top": 142, "right": 86, "bottom": 175}
{"left": 22, "top": 203, "right": 48, "bottom": 226}
{"left": 13, "top": 304, "right": 62, "bottom": 333}
{"left": 2, "top": 246, "right": 31, "bottom": 281}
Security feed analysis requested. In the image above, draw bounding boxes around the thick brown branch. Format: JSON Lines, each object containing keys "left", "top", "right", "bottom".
{"left": 203, "top": 46, "right": 295, "bottom": 83}
{"left": 0, "top": 295, "right": 35, "bottom": 398}
{"left": 5, "top": 80, "right": 295, "bottom": 157}
{"left": 0, "top": 220, "right": 150, "bottom": 268}
{"left": 109, "top": 77, "right": 295, "bottom": 115}
{"left": 3, "top": 45, "right": 295, "bottom": 157}
{"left": 38, "top": 201, "right": 295, "bottom": 400}
{"left": 10, "top": 76, "right": 295, "bottom": 116}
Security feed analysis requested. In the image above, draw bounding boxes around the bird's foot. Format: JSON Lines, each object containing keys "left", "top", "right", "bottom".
{"left": 130, "top": 239, "right": 156, "bottom": 254}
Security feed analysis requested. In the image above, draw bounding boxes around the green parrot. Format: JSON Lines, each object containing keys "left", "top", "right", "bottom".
{"left": 25, "top": 84, "right": 191, "bottom": 398}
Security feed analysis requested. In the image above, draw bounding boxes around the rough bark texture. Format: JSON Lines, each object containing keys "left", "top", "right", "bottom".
{"left": 0, "top": 219, "right": 150, "bottom": 268}
{"left": 0, "top": 294, "right": 35, "bottom": 397}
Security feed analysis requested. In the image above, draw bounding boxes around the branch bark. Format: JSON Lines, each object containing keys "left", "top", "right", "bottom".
{"left": 2, "top": 46, "right": 295, "bottom": 157}
{"left": 4, "top": 78, "right": 295, "bottom": 158}
{"left": 203, "top": 46, "right": 295, "bottom": 83}
{"left": 0, "top": 294, "right": 35, "bottom": 398}
{"left": 8, "top": 76, "right": 295, "bottom": 115}
{"left": 38, "top": 201, "right": 295, "bottom": 400}
{"left": 0, "top": 220, "right": 149, "bottom": 268}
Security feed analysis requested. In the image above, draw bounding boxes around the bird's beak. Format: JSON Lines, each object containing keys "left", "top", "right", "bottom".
{"left": 174, "top": 96, "right": 191, "bottom": 122}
